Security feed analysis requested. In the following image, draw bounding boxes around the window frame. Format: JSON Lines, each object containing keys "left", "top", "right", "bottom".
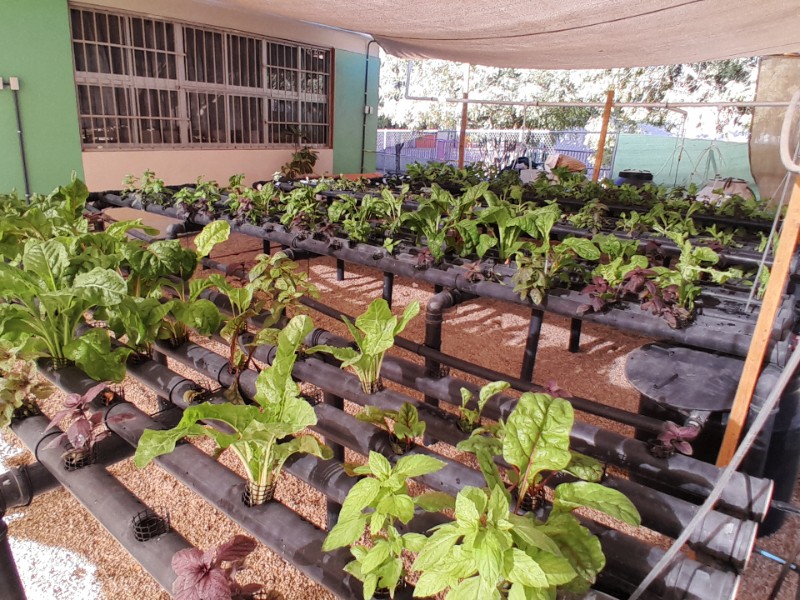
{"left": 70, "top": 4, "right": 333, "bottom": 151}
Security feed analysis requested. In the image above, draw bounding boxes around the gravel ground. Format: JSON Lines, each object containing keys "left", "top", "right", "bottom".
{"left": 2, "top": 241, "right": 799, "bottom": 599}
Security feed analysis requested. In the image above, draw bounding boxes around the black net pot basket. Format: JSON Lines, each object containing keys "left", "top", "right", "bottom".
{"left": 242, "top": 480, "right": 276, "bottom": 507}
{"left": 248, "top": 589, "right": 285, "bottom": 600}
{"left": 63, "top": 444, "right": 95, "bottom": 471}
{"left": 132, "top": 507, "right": 171, "bottom": 542}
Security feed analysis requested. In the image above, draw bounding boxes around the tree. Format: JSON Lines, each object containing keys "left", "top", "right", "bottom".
{"left": 378, "top": 52, "right": 758, "bottom": 139}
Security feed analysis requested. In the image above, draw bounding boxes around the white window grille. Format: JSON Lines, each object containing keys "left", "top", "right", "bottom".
{"left": 70, "top": 5, "right": 331, "bottom": 149}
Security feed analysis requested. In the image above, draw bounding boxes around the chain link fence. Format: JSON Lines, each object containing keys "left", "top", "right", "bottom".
{"left": 375, "top": 129, "right": 618, "bottom": 179}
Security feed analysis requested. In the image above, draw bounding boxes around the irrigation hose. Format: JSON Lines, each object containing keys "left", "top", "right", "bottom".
{"left": 629, "top": 345, "right": 800, "bottom": 600}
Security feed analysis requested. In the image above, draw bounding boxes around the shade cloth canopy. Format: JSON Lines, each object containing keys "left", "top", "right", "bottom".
{"left": 209, "top": 0, "right": 800, "bottom": 68}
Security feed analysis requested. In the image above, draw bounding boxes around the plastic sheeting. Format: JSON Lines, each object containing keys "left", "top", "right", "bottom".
{"left": 210, "top": 0, "right": 800, "bottom": 68}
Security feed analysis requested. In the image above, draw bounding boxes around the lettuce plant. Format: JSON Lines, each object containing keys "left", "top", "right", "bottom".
{"left": 0, "top": 340, "right": 52, "bottom": 428}
{"left": 323, "top": 451, "right": 451, "bottom": 600}
{"left": 308, "top": 299, "right": 420, "bottom": 394}
{"left": 134, "top": 316, "right": 331, "bottom": 501}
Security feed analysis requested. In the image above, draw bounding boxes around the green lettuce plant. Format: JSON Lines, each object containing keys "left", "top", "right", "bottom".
{"left": 308, "top": 299, "right": 420, "bottom": 394}
{"left": 134, "top": 315, "right": 331, "bottom": 502}
{"left": 323, "top": 451, "right": 451, "bottom": 599}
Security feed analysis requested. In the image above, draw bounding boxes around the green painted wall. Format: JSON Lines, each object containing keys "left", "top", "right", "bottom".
{"left": 613, "top": 133, "right": 757, "bottom": 197}
{"left": 0, "top": 0, "right": 83, "bottom": 194}
{"left": 333, "top": 49, "right": 379, "bottom": 174}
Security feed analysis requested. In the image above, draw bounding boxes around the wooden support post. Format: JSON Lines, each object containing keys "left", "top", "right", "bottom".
{"left": 592, "top": 89, "right": 615, "bottom": 182}
{"left": 457, "top": 63, "right": 470, "bottom": 168}
{"left": 716, "top": 175, "right": 800, "bottom": 466}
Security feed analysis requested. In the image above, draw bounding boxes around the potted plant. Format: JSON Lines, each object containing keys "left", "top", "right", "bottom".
{"left": 323, "top": 451, "right": 451, "bottom": 599}
{"left": 43, "top": 381, "right": 109, "bottom": 470}
{"left": 134, "top": 315, "right": 332, "bottom": 505}
{"left": 308, "top": 299, "right": 420, "bottom": 394}
{"left": 172, "top": 534, "right": 281, "bottom": 600}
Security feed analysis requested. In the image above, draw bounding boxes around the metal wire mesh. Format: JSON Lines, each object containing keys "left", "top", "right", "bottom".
{"left": 375, "top": 128, "right": 616, "bottom": 179}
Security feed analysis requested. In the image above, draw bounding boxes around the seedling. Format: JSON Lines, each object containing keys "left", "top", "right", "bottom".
{"left": 458, "top": 381, "right": 510, "bottom": 433}
{"left": 356, "top": 403, "right": 425, "bottom": 454}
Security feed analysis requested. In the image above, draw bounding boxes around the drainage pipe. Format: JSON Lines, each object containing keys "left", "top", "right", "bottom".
{"left": 36, "top": 361, "right": 366, "bottom": 599}
{"left": 299, "top": 295, "right": 666, "bottom": 433}
{"left": 0, "top": 518, "right": 25, "bottom": 600}
{"left": 570, "top": 317, "right": 583, "bottom": 353}
{"left": 520, "top": 308, "right": 545, "bottom": 381}
{"left": 99, "top": 200, "right": 787, "bottom": 360}
{"left": 0, "top": 408, "right": 181, "bottom": 512}
{"left": 383, "top": 271, "right": 395, "bottom": 307}
{"left": 9, "top": 406, "right": 192, "bottom": 592}
{"left": 239, "top": 338, "right": 755, "bottom": 567}
{"left": 423, "top": 289, "right": 476, "bottom": 406}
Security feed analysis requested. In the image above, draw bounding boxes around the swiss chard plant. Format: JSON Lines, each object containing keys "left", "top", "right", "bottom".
{"left": 173, "top": 176, "right": 222, "bottom": 220}
{"left": 323, "top": 451, "right": 451, "bottom": 600}
{"left": 308, "top": 299, "right": 420, "bottom": 394}
{"left": 134, "top": 315, "right": 331, "bottom": 502}
{"left": 209, "top": 251, "right": 318, "bottom": 380}
{"left": 172, "top": 534, "right": 269, "bottom": 600}
{"left": 153, "top": 221, "right": 231, "bottom": 346}
{"left": 458, "top": 381, "right": 510, "bottom": 433}
{"left": 0, "top": 238, "right": 131, "bottom": 381}
{"left": 356, "top": 402, "right": 426, "bottom": 454}
{"left": 123, "top": 170, "right": 173, "bottom": 206}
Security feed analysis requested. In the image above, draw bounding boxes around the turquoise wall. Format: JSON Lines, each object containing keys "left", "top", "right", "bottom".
{"left": 613, "top": 133, "right": 757, "bottom": 197}
{"left": 0, "top": 0, "right": 83, "bottom": 194}
{"left": 333, "top": 49, "right": 379, "bottom": 174}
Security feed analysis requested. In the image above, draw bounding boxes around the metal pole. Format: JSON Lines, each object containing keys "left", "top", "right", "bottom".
{"left": 457, "top": 63, "right": 470, "bottom": 168}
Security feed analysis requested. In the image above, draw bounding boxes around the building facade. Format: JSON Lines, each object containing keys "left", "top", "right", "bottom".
{"left": 1, "top": 0, "right": 379, "bottom": 193}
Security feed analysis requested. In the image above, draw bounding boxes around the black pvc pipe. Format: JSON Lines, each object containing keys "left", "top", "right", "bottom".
{"left": 0, "top": 519, "right": 25, "bottom": 600}
{"left": 423, "top": 289, "right": 474, "bottom": 406}
{"left": 321, "top": 391, "right": 345, "bottom": 530}
{"left": 10, "top": 399, "right": 192, "bottom": 592}
{"left": 383, "top": 271, "right": 395, "bottom": 307}
{"left": 520, "top": 308, "right": 544, "bottom": 381}
{"left": 37, "top": 361, "right": 366, "bottom": 599}
{"left": 170, "top": 336, "right": 755, "bottom": 573}
{"left": 0, "top": 408, "right": 181, "bottom": 512}
{"left": 570, "top": 317, "right": 582, "bottom": 353}
{"left": 336, "top": 258, "right": 345, "bottom": 281}
{"left": 101, "top": 199, "right": 790, "bottom": 361}
{"left": 300, "top": 296, "right": 666, "bottom": 434}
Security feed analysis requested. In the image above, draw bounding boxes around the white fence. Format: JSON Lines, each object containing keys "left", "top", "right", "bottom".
{"left": 375, "top": 129, "right": 617, "bottom": 180}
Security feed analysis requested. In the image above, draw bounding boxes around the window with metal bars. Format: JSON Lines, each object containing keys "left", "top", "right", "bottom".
{"left": 70, "top": 6, "right": 331, "bottom": 149}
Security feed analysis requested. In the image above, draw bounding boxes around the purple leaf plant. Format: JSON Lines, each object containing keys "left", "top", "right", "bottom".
{"left": 44, "top": 382, "right": 109, "bottom": 453}
{"left": 172, "top": 535, "right": 264, "bottom": 600}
